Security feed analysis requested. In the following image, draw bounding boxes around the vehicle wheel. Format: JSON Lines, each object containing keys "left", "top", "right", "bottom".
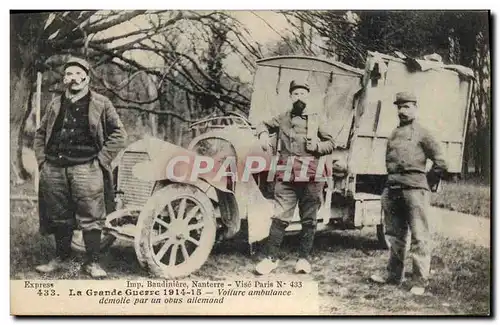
{"left": 71, "top": 230, "right": 116, "bottom": 253}
{"left": 134, "top": 184, "right": 216, "bottom": 279}
{"left": 376, "top": 224, "right": 390, "bottom": 250}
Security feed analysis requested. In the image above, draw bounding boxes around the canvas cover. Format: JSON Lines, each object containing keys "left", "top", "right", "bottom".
{"left": 249, "top": 54, "right": 473, "bottom": 176}
{"left": 350, "top": 51, "right": 474, "bottom": 174}
{"left": 248, "top": 56, "right": 364, "bottom": 149}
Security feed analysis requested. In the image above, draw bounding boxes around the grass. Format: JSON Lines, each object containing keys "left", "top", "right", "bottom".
{"left": 431, "top": 178, "right": 490, "bottom": 218}
{"left": 9, "top": 167, "right": 491, "bottom": 315}
{"left": 430, "top": 236, "right": 491, "bottom": 315}
{"left": 10, "top": 196, "right": 491, "bottom": 315}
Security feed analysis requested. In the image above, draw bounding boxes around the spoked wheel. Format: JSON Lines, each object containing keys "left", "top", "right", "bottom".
{"left": 134, "top": 184, "right": 216, "bottom": 279}
{"left": 71, "top": 230, "right": 116, "bottom": 253}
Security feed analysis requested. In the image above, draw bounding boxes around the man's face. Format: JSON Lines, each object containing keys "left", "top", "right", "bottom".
{"left": 397, "top": 102, "right": 417, "bottom": 123}
{"left": 63, "top": 65, "right": 89, "bottom": 93}
{"left": 290, "top": 88, "right": 309, "bottom": 103}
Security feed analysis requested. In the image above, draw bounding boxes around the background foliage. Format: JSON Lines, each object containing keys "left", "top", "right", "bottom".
{"left": 10, "top": 10, "right": 490, "bottom": 181}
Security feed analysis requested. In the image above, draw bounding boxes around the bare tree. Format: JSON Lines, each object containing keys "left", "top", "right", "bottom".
{"left": 11, "top": 10, "right": 261, "bottom": 179}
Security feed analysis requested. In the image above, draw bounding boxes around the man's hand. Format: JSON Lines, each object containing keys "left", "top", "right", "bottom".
{"left": 259, "top": 133, "right": 272, "bottom": 152}
{"left": 427, "top": 169, "right": 442, "bottom": 193}
{"left": 306, "top": 138, "right": 318, "bottom": 152}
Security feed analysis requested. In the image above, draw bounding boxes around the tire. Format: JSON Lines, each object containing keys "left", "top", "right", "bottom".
{"left": 134, "top": 184, "right": 216, "bottom": 279}
{"left": 71, "top": 230, "right": 116, "bottom": 253}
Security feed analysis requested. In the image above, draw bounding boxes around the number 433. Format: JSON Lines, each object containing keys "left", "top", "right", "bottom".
{"left": 37, "top": 289, "right": 57, "bottom": 296}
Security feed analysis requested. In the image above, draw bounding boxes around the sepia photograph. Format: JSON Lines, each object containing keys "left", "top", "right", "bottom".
{"left": 9, "top": 9, "right": 491, "bottom": 316}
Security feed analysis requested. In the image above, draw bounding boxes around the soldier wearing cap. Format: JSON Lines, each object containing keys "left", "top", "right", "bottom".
{"left": 34, "top": 56, "right": 127, "bottom": 278}
{"left": 254, "top": 80, "right": 335, "bottom": 275}
{"left": 370, "top": 91, "right": 447, "bottom": 295}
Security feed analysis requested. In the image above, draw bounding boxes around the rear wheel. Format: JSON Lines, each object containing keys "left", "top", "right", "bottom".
{"left": 134, "top": 184, "right": 216, "bottom": 279}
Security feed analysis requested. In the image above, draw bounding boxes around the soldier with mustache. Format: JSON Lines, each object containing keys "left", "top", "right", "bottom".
{"left": 370, "top": 91, "right": 448, "bottom": 295}
{"left": 34, "top": 57, "right": 127, "bottom": 278}
{"left": 254, "top": 80, "right": 335, "bottom": 275}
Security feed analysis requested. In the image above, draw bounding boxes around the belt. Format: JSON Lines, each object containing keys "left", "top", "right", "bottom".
{"left": 45, "top": 155, "right": 96, "bottom": 168}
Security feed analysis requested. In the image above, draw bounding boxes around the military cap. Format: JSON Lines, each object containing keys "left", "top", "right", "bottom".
{"left": 289, "top": 80, "right": 310, "bottom": 93}
{"left": 393, "top": 91, "right": 417, "bottom": 105}
{"left": 64, "top": 57, "right": 90, "bottom": 74}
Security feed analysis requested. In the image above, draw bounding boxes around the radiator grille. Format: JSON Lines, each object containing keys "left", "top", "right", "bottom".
{"left": 117, "top": 151, "right": 155, "bottom": 208}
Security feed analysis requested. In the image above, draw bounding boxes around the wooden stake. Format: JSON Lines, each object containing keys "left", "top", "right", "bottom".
{"left": 35, "top": 71, "right": 42, "bottom": 128}
{"left": 34, "top": 71, "right": 42, "bottom": 194}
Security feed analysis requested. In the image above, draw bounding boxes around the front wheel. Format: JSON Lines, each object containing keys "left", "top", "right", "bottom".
{"left": 134, "top": 184, "right": 216, "bottom": 279}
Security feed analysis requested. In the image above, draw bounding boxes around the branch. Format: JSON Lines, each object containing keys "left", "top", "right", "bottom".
{"left": 91, "top": 28, "right": 152, "bottom": 45}
{"left": 282, "top": 14, "right": 315, "bottom": 55}
{"left": 93, "top": 74, "right": 160, "bottom": 105}
{"left": 91, "top": 11, "right": 183, "bottom": 45}
{"left": 289, "top": 11, "right": 365, "bottom": 62}
{"left": 89, "top": 51, "right": 178, "bottom": 105}
{"left": 86, "top": 10, "right": 148, "bottom": 35}
{"left": 78, "top": 11, "right": 104, "bottom": 28}
{"left": 230, "top": 28, "right": 262, "bottom": 59}
{"left": 223, "top": 37, "right": 257, "bottom": 71}
{"left": 44, "top": 11, "right": 85, "bottom": 42}
{"left": 136, "top": 42, "right": 250, "bottom": 102}
{"left": 90, "top": 37, "right": 250, "bottom": 111}
{"left": 251, "top": 11, "right": 293, "bottom": 47}
{"left": 88, "top": 43, "right": 163, "bottom": 77}
{"left": 104, "top": 49, "right": 249, "bottom": 111}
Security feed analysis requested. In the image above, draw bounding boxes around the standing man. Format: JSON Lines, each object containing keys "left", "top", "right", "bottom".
{"left": 34, "top": 57, "right": 127, "bottom": 278}
{"left": 370, "top": 91, "right": 447, "bottom": 295}
{"left": 254, "top": 80, "right": 335, "bottom": 275}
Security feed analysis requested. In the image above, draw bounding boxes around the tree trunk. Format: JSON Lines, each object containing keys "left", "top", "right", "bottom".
{"left": 480, "top": 47, "right": 491, "bottom": 182}
{"left": 482, "top": 126, "right": 490, "bottom": 181}
{"left": 13, "top": 66, "right": 36, "bottom": 180}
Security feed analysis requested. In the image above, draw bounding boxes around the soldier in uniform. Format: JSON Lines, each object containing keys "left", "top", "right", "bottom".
{"left": 370, "top": 91, "right": 448, "bottom": 295}
{"left": 34, "top": 57, "right": 127, "bottom": 278}
{"left": 254, "top": 80, "right": 335, "bottom": 275}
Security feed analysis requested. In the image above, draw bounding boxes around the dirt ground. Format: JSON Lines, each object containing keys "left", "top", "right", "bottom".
{"left": 10, "top": 178, "right": 491, "bottom": 316}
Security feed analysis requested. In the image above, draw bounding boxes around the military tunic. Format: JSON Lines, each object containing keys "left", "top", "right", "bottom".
{"left": 382, "top": 120, "right": 447, "bottom": 281}
{"left": 256, "top": 109, "right": 335, "bottom": 258}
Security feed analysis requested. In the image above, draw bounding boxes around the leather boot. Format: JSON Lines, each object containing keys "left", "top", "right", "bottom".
{"left": 264, "top": 218, "right": 289, "bottom": 260}
{"left": 255, "top": 218, "right": 288, "bottom": 275}
{"left": 56, "top": 226, "right": 73, "bottom": 261}
{"left": 35, "top": 227, "right": 73, "bottom": 273}
{"left": 298, "top": 223, "right": 316, "bottom": 259}
{"left": 82, "top": 229, "right": 107, "bottom": 278}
